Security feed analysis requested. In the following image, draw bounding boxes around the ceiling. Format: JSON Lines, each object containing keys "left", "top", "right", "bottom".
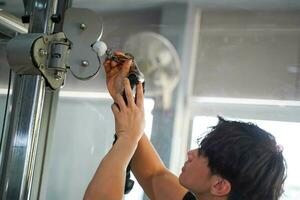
{"left": 74, "top": 0, "right": 300, "bottom": 11}
{"left": 1, "top": 0, "right": 300, "bottom": 16}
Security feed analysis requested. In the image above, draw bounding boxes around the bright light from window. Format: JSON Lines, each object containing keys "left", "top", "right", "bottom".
{"left": 191, "top": 116, "right": 300, "bottom": 200}
{"left": 58, "top": 91, "right": 155, "bottom": 200}
{"left": 55, "top": 91, "right": 154, "bottom": 200}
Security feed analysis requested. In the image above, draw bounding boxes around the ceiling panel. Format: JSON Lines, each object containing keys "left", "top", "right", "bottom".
{"left": 1, "top": 0, "right": 300, "bottom": 16}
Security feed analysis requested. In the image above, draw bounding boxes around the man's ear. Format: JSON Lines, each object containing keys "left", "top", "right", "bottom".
{"left": 210, "top": 176, "right": 231, "bottom": 196}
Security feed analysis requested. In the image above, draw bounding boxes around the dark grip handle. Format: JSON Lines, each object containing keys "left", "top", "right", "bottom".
{"left": 112, "top": 134, "right": 134, "bottom": 194}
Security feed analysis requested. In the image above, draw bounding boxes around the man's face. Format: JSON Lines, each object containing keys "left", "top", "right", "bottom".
{"left": 179, "top": 149, "right": 213, "bottom": 194}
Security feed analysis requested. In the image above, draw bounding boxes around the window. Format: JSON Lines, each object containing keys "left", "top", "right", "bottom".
{"left": 39, "top": 92, "right": 154, "bottom": 200}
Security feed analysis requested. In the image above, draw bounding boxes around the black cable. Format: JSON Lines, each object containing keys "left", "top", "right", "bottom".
{"left": 112, "top": 134, "right": 135, "bottom": 194}
{"left": 0, "top": 69, "right": 12, "bottom": 150}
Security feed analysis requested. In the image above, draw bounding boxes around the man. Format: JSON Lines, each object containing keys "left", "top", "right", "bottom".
{"left": 84, "top": 51, "right": 286, "bottom": 200}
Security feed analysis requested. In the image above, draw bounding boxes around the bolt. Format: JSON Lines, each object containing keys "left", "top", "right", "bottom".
{"left": 21, "top": 15, "right": 30, "bottom": 23}
{"left": 39, "top": 49, "right": 48, "bottom": 56}
{"left": 55, "top": 71, "right": 63, "bottom": 80}
{"left": 51, "top": 14, "right": 61, "bottom": 23}
{"left": 80, "top": 23, "right": 87, "bottom": 31}
{"left": 81, "top": 60, "right": 89, "bottom": 67}
{"left": 40, "top": 64, "right": 45, "bottom": 69}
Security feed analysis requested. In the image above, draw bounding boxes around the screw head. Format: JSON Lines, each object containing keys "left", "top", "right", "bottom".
{"left": 21, "top": 15, "right": 30, "bottom": 23}
{"left": 80, "top": 23, "right": 87, "bottom": 30}
{"left": 51, "top": 14, "right": 61, "bottom": 23}
{"left": 39, "top": 49, "right": 48, "bottom": 56}
{"left": 44, "top": 37, "right": 49, "bottom": 43}
{"left": 55, "top": 71, "right": 63, "bottom": 80}
{"left": 81, "top": 60, "right": 89, "bottom": 67}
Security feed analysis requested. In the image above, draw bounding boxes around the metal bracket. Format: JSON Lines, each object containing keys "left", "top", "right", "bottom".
{"left": 6, "top": 7, "right": 103, "bottom": 90}
{"left": 63, "top": 8, "right": 103, "bottom": 80}
{"left": 34, "top": 32, "right": 70, "bottom": 89}
{"left": 7, "top": 32, "right": 70, "bottom": 90}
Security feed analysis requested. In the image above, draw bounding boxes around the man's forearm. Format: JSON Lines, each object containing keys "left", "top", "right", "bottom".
{"left": 131, "top": 134, "right": 167, "bottom": 197}
{"left": 84, "top": 137, "right": 138, "bottom": 200}
{"left": 131, "top": 134, "right": 188, "bottom": 200}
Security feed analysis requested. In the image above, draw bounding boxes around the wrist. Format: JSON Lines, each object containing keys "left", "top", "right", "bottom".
{"left": 117, "top": 133, "right": 141, "bottom": 145}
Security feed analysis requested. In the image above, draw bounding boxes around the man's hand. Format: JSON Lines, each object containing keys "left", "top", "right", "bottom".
{"left": 111, "top": 78, "right": 145, "bottom": 143}
{"left": 104, "top": 51, "right": 132, "bottom": 101}
{"left": 84, "top": 78, "right": 144, "bottom": 200}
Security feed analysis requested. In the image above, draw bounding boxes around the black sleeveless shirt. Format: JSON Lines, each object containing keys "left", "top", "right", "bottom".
{"left": 183, "top": 192, "right": 196, "bottom": 200}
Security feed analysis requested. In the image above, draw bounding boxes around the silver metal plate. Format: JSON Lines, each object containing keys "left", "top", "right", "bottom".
{"left": 63, "top": 8, "right": 103, "bottom": 80}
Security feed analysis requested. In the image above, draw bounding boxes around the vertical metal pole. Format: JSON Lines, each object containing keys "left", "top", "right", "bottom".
{"left": 0, "top": 76, "right": 45, "bottom": 200}
{"left": 0, "top": 0, "right": 67, "bottom": 199}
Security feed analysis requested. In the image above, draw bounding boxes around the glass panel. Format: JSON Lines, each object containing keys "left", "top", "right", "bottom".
{"left": 194, "top": 11, "right": 300, "bottom": 101}
{"left": 40, "top": 94, "right": 154, "bottom": 200}
{"left": 191, "top": 116, "right": 300, "bottom": 200}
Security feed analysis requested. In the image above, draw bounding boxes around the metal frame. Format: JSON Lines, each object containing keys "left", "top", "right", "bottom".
{"left": 0, "top": 0, "right": 71, "bottom": 199}
{"left": 168, "top": 4, "right": 201, "bottom": 174}
{"left": 0, "top": 10, "right": 28, "bottom": 34}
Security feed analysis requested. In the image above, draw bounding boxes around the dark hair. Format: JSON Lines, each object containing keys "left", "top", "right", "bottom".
{"left": 198, "top": 117, "right": 286, "bottom": 200}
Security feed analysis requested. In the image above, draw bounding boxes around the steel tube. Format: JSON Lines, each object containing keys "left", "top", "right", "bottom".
{"left": 0, "top": 0, "right": 58, "bottom": 199}
{"left": 0, "top": 76, "right": 45, "bottom": 200}
{"left": 0, "top": 9, "right": 28, "bottom": 34}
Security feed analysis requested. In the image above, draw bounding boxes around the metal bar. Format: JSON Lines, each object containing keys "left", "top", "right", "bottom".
{"left": 53, "top": 0, "right": 73, "bottom": 33}
{"left": 32, "top": 2, "right": 72, "bottom": 199}
{"left": 28, "top": 0, "right": 57, "bottom": 34}
{"left": 0, "top": 75, "right": 45, "bottom": 200}
{"left": 29, "top": 1, "right": 72, "bottom": 198}
{"left": 0, "top": 40, "right": 8, "bottom": 65}
{"left": 0, "top": 9, "right": 28, "bottom": 34}
{"left": 0, "top": 0, "right": 60, "bottom": 200}
{"left": 168, "top": 4, "right": 201, "bottom": 173}
{"left": 30, "top": 89, "right": 59, "bottom": 200}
